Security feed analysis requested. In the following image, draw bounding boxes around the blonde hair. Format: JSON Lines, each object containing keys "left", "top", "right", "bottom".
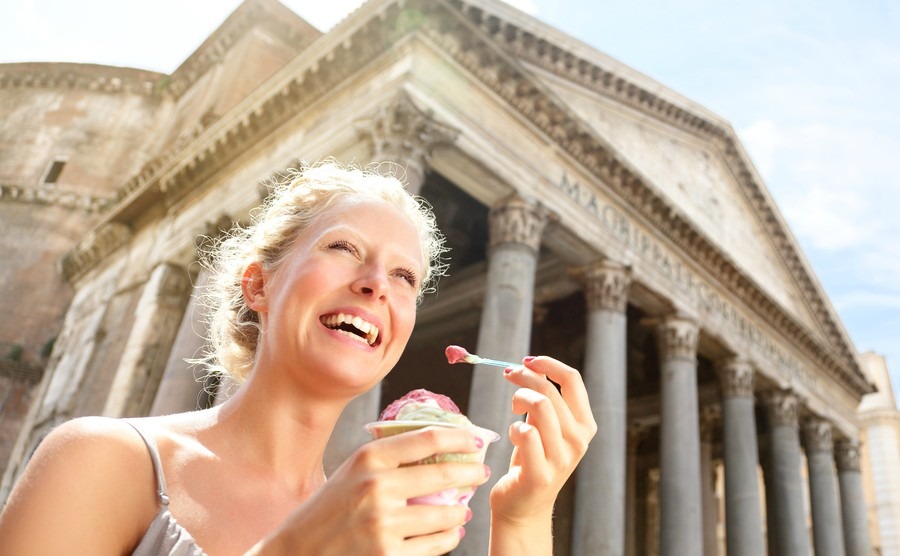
{"left": 198, "top": 161, "right": 447, "bottom": 383}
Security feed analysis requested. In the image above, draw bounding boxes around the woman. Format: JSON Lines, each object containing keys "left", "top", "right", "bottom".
{"left": 0, "top": 162, "right": 596, "bottom": 555}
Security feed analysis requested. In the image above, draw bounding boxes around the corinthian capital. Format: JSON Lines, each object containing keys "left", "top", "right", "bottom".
{"left": 801, "top": 417, "right": 834, "bottom": 454}
{"left": 655, "top": 315, "right": 699, "bottom": 361}
{"left": 762, "top": 390, "right": 800, "bottom": 428}
{"left": 716, "top": 357, "right": 755, "bottom": 399}
{"left": 488, "top": 195, "right": 554, "bottom": 253}
{"left": 834, "top": 439, "right": 861, "bottom": 472}
{"left": 355, "top": 90, "right": 459, "bottom": 193}
{"left": 575, "top": 260, "right": 631, "bottom": 313}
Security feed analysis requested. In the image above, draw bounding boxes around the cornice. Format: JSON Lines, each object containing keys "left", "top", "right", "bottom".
{"left": 435, "top": 0, "right": 868, "bottom": 396}
{"left": 59, "top": 221, "right": 131, "bottom": 283}
{"left": 61, "top": 0, "right": 868, "bottom": 397}
{"left": 0, "top": 62, "right": 163, "bottom": 96}
{"left": 0, "top": 184, "right": 112, "bottom": 213}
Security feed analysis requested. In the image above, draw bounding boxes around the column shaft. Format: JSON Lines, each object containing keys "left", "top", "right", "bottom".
{"left": 656, "top": 316, "right": 704, "bottom": 556}
{"left": 457, "top": 196, "right": 550, "bottom": 556}
{"left": 803, "top": 418, "right": 846, "bottom": 556}
{"left": 835, "top": 440, "right": 874, "bottom": 556}
{"left": 572, "top": 262, "right": 629, "bottom": 556}
{"left": 763, "top": 391, "right": 812, "bottom": 556}
{"left": 150, "top": 267, "right": 209, "bottom": 416}
{"left": 103, "top": 262, "right": 191, "bottom": 417}
{"left": 718, "top": 359, "right": 765, "bottom": 556}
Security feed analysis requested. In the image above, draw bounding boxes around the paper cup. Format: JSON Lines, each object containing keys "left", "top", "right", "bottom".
{"left": 364, "top": 420, "right": 499, "bottom": 506}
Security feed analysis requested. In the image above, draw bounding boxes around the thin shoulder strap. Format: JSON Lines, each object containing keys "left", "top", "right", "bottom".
{"left": 125, "top": 420, "right": 171, "bottom": 507}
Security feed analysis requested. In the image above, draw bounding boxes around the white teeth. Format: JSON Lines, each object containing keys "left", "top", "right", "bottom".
{"left": 351, "top": 316, "right": 369, "bottom": 334}
{"left": 322, "top": 312, "right": 380, "bottom": 346}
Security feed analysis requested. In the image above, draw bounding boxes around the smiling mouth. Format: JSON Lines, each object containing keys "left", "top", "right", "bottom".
{"left": 321, "top": 313, "right": 381, "bottom": 347}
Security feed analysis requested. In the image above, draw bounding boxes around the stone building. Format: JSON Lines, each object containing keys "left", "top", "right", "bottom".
{"left": 0, "top": 0, "right": 878, "bottom": 554}
{"left": 858, "top": 352, "right": 900, "bottom": 555}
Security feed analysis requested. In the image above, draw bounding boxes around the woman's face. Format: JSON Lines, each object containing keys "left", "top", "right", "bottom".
{"left": 255, "top": 198, "right": 424, "bottom": 396}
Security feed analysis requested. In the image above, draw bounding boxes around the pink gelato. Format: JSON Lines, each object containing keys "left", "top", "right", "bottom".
{"left": 379, "top": 388, "right": 461, "bottom": 421}
{"left": 445, "top": 345, "right": 471, "bottom": 365}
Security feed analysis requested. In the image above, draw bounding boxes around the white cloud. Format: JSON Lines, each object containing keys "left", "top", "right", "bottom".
{"left": 835, "top": 291, "right": 900, "bottom": 312}
{"left": 740, "top": 119, "right": 784, "bottom": 180}
{"left": 740, "top": 115, "right": 900, "bottom": 254}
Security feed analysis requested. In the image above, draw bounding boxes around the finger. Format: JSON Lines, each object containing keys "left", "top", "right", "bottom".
{"left": 508, "top": 420, "right": 548, "bottom": 472}
{"left": 522, "top": 356, "right": 594, "bottom": 427}
{"left": 394, "top": 461, "right": 490, "bottom": 502}
{"left": 510, "top": 388, "right": 563, "bottom": 458}
{"left": 391, "top": 503, "right": 471, "bottom": 539}
{"left": 504, "top": 366, "right": 574, "bottom": 431}
{"left": 362, "top": 426, "right": 484, "bottom": 468}
{"left": 402, "top": 524, "right": 467, "bottom": 556}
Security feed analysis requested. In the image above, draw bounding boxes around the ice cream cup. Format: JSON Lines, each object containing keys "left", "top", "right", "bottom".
{"left": 364, "top": 420, "right": 500, "bottom": 506}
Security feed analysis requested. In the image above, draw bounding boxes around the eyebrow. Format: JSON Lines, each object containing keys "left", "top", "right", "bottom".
{"left": 319, "top": 226, "right": 423, "bottom": 269}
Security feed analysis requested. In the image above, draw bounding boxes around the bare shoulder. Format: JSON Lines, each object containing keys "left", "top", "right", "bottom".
{"left": 0, "top": 416, "right": 159, "bottom": 555}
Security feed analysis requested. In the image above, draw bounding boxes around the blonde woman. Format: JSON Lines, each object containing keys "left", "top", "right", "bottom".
{"left": 0, "top": 162, "right": 596, "bottom": 555}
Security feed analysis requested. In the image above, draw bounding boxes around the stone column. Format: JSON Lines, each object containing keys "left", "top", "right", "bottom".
{"left": 571, "top": 261, "right": 630, "bottom": 556}
{"left": 717, "top": 358, "right": 765, "bottom": 556}
{"left": 456, "top": 195, "right": 552, "bottom": 556}
{"left": 834, "top": 440, "right": 873, "bottom": 556}
{"left": 700, "top": 406, "right": 720, "bottom": 556}
{"left": 655, "top": 315, "right": 704, "bottom": 556}
{"left": 802, "top": 417, "right": 846, "bottom": 556}
{"left": 326, "top": 92, "right": 461, "bottom": 473}
{"left": 103, "top": 262, "right": 192, "bottom": 418}
{"left": 149, "top": 267, "right": 209, "bottom": 415}
{"left": 762, "top": 390, "right": 812, "bottom": 556}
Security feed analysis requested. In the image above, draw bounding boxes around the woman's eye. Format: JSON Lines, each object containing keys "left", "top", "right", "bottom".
{"left": 394, "top": 268, "right": 419, "bottom": 288}
{"left": 328, "top": 240, "right": 357, "bottom": 255}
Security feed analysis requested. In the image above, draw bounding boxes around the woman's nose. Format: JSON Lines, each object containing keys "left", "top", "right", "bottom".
{"left": 352, "top": 267, "right": 388, "bottom": 299}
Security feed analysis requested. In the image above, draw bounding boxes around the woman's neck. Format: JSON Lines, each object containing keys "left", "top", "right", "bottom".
{"left": 209, "top": 369, "right": 348, "bottom": 494}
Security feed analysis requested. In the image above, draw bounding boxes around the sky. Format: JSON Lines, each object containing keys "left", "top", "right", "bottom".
{"left": 2, "top": 0, "right": 898, "bottom": 400}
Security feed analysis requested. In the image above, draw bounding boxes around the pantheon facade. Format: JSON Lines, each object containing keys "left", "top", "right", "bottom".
{"left": 0, "top": 0, "right": 878, "bottom": 554}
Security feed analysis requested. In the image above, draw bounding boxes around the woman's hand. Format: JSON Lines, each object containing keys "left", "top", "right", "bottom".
{"left": 249, "top": 426, "right": 489, "bottom": 556}
{"left": 488, "top": 356, "right": 597, "bottom": 549}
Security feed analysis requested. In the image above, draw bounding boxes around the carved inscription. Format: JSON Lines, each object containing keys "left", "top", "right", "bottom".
{"left": 555, "top": 173, "right": 817, "bottom": 392}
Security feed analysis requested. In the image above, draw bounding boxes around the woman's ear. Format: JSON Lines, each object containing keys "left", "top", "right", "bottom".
{"left": 241, "top": 262, "right": 268, "bottom": 312}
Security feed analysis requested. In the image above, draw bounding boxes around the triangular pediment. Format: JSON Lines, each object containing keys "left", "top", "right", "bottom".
{"left": 396, "top": 0, "right": 867, "bottom": 392}
{"left": 537, "top": 74, "right": 821, "bottom": 334}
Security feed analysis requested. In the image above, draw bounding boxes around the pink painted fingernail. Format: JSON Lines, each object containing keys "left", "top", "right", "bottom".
{"left": 484, "top": 465, "right": 491, "bottom": 478}
{"left": 474, "top": 436, "right": 484, "bottom": 448}
{"left": 460, "top": 526, "right": 467, "bottom": 539}
{"left": 523, "top": 356, "right": 536, "bottom": 363}
{"left": 504, "top": 366, "right": 514, "bottom": 374}
{"left": 465, "top": 508, "right": 473, "bottom": 523}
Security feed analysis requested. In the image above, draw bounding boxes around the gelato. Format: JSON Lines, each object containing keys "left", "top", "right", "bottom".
{"left": 366, "top": 388, "right": 499, "bottom": 505}
{"left": 379, "top": 388, "right": 470, "bottom": 426}
{"left": 445, "top": 345, "right": 473, "bottom": 365}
